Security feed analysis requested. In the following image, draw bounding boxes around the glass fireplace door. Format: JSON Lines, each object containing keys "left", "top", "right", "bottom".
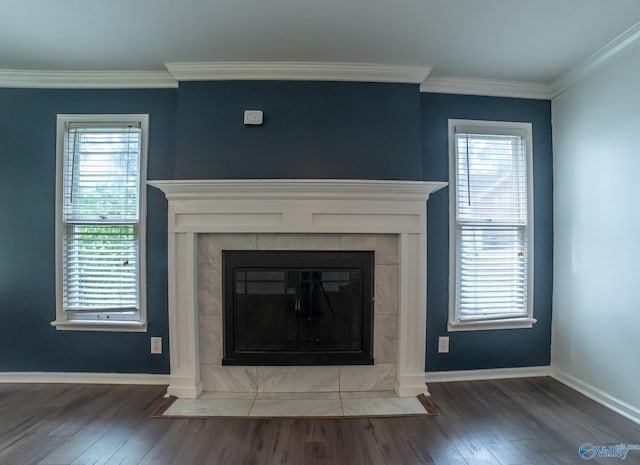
{"left": 222, "top": 251, "right": 374, "bottom": 366}
{"left": 234, "top": 269, "right": 298, "bottom": 352}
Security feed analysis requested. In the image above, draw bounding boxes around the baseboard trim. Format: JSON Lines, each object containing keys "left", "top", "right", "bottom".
{"left": 0, "top": 372, "right": 170, "bottom": 385}
{"left": 425, "top": 366, "right": 551, "bottom": 383}
{"left": 550, "top": 368, "right": 640, "bottom": 425}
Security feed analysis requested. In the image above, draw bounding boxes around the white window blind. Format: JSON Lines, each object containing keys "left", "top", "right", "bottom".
{"left": 61, "top": 122, "right": 142, "bottom": 312}
{"left": 451, "top": 123, "right": 532, "bottom": 326}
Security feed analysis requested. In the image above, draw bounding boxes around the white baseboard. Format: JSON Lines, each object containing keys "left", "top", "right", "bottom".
{"left": 550, "top": 368, "right": 640, "bottom": 425}
{"left": 0, "top": 372, "right": 170, "bottom": 385}
{"left": 425, "top": 366, "right": 551, "bottom": 383}
{"left": 167, "top": 376, "right": 203, "bottom": 399}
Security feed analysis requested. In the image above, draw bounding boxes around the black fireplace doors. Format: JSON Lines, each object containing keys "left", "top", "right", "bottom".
{"left": 221, "top": 250, "right": 374, "bottom": 366}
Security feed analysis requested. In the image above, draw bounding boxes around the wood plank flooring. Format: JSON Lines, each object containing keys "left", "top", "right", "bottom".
{"left": 0, "top": 377, "right": 638, "bottom": 465}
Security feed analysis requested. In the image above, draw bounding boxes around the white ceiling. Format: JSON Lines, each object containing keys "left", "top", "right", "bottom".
{"left": 2, "top": 0, "right": 640, "bottom": 84}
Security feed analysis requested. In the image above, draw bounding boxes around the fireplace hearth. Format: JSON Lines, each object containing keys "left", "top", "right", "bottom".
{"left": 222, "top": 250, "right": 374, "bottom": 366}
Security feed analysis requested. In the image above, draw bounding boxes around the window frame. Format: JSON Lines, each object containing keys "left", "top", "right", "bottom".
{"left": 448, "top": 119, "right": 536, "bottom": 331}
{"left": 52, "top": 114, "right": 149, "bottom": 332}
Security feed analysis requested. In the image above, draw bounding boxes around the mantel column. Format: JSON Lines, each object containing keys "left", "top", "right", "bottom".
{"left": 167, "top": 231, "right": 202, "bottom": 398}
{"left": 396, "top": 232, "right": 429, "bottom": 396}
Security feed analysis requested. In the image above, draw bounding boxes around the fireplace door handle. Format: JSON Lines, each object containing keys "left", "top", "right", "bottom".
{"left": 294, "top": 297, "right": 300, "bottom": 312}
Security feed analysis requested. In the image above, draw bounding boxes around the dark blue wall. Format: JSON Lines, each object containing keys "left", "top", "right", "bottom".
{"left": 0, "top": 83, "right": 553, "bottom": 375}
{"left": 421, "top": 93, "right": 553, "bottom": 371}
{"left": 175, "top": 81, "right": 422, "bottom": 180}
{"left": 0, "top": 88, "right": 175, "bottom": 373}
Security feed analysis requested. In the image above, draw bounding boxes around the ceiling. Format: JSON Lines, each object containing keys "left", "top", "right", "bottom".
{"left": 2, "top": 0, "right": 640, "bottom": 84}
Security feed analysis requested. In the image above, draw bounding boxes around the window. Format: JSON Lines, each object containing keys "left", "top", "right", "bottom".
{"left": 448, "top": 120, "right": 535, "bottom": 331}
{"left": 53, "top": 115, "right": 148, "bottom": 331}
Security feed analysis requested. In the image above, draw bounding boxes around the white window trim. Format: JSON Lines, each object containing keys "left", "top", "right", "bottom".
{"left": 52, "top": 114, "right": 149, "bottom": 332}
{"left": 447, "top": 119, "right": 536, "bottom": 331}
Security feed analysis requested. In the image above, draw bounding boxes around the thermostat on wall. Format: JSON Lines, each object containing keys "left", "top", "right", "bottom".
{"left": 244, "top": 110, "right": 263, "bottom": 125}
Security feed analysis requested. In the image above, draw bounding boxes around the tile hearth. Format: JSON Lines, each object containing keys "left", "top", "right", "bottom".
{"left": 163, "top": 391, "right": 430, "bottom": 418}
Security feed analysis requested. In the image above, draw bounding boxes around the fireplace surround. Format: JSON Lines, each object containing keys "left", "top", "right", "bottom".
{"left": 149, "top": 179, "right": 446, "bottom": 398}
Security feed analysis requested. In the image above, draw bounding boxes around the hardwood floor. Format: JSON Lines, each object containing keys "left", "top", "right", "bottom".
{"left": 1, "top": 377, "right": 638, "bottom": 465}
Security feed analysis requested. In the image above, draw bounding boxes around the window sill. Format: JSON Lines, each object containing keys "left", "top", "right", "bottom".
{"left": 51, "top": 320, "right": 147, "bottom": 332}
{"left": 448, "top": 317, "right": 536, "bottom": 332}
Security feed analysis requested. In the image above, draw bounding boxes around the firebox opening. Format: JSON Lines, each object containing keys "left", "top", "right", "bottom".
{"left": 221, "top": 250, "right": 374, "bottom": 366}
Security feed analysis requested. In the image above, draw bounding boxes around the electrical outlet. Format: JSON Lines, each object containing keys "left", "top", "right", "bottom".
{"left": 151, "top": 337, "right": 162, "bottom": 354}
{"left": 438, "top": 336, "right": 450, "bottom": 353}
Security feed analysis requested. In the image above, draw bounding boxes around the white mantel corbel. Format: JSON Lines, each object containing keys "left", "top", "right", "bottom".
{"left": 149, "top": 179, "right": 446, "bottom": 398}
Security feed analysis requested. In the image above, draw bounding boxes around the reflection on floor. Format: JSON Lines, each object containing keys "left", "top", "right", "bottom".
{"left": 162, "top": 391, "right": 432, "bottom": 418}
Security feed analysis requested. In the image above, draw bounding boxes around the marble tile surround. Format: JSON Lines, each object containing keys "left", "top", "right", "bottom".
{"left": 198, "top": 233, "right": 399, "bottom": 393}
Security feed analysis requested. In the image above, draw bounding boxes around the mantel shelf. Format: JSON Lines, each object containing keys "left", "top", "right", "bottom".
{"left": 148, "top": 179, "right": 447, "bottom": 201}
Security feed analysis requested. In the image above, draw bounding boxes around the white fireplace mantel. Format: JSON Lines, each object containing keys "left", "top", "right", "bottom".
{"left": 149, "top": 179, "right": 446, "bottom": 398}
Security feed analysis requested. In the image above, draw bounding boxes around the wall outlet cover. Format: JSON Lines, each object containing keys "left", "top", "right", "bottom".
{"left": 151, "top": 337, "right": 162, "bottom": 354}
{"left": 438, "top": 336, "right": 450, "bottom": 353}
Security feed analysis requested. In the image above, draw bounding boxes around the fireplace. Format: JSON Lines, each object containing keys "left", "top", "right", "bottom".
{"left": 222, "top": 250, "right": 374, "bottom": 366}
{"left": 149, "top": 179, "right": 446, "bottom": 398}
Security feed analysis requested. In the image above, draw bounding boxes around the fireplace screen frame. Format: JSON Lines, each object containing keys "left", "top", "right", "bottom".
{"left": 221, "top": 250, "right": 375, "bottom": 366}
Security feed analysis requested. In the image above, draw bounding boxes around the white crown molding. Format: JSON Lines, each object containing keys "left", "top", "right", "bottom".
{"left": 0, "top": 69, "right": 178, "bottom": 89}
{"left": 164, "top": 61, "right": 431, "bottom": 84}
{"left": 420, "top": 76, "right": 551, "bottom": 100}
{"left": 425, "top": 366, "right": 551, "bottom": 383}
{"left": 551, "top": 368, "right": 640, "bottom": 425}
{"left": 0, "top": 372, "right": 170, "bottom": 385}
{"left": 551, "top": 20, "right": 640, "bottom": 97}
